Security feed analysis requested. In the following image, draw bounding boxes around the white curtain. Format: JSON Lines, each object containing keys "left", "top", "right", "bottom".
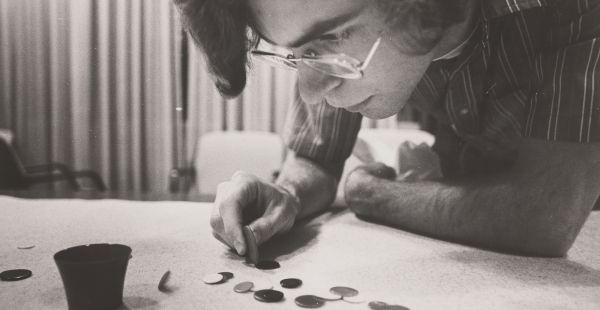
{"left": 1, "top": 0, "right": 185, "bottom": 191}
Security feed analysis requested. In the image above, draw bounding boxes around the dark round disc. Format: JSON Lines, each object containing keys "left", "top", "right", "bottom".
{"left": 330, "top": 286, "right": 359, "bottom": 298}
{"left": 295, "top": 295, "right": 325, "bottom": 308}
{"left": 280, "top": 278, "right": 302, "bottom": 288}
{"left": 0, "top": 269, "right": 32, "bottom": 282}
{"left": 369, "top": 301, "right": 410, "bottom": 310}
{"left": 253, "top": 289, "right": 284, "bottom": 302}
{"left": 233, "top": 281, "right": 254, "bottom": 293}
{"left": 381, "top": 305, "right": 410, "bottom": 310}
{"left": 369, "top": 301, "right": 389, "bottom": 310}
{"left": 218, "top": 272, "right": 234, "bottom": 280}
{"left": 255, "top": 260, "right": 280, "bottom": 270}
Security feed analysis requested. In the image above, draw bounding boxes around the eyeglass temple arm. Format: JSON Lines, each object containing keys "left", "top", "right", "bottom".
{"left": 251, "top": 50, "right": 302, "bottom": 61}
{"left": 358, "top": 37, "right": 381, "bottom": 70}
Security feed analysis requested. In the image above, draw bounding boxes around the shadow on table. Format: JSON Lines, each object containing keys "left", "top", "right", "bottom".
{"left": 446, "top": 249, "right": 600, "bottom": 287}
{"left": 42, "top": 287, "right": 159, "bottom": 310}
{"left": 40, "top": 286, "right": 66, "bottom": 308}
{"left": 220, "top": 205, "right": 348, "bottom": 262}
{"left": 118, "top": 296, "right": 160, "bottom": 310}
{"left": 260, "top": 205, "right": 349, "bottom": 262}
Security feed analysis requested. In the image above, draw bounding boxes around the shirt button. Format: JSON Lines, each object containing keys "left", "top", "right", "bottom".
{"left": 459, "top": 108, "right": 469, "bottom": 116}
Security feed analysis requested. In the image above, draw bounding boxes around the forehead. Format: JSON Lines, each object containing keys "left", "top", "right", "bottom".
{"left": 248, "top": 0, "right": 370, "bottom": 46}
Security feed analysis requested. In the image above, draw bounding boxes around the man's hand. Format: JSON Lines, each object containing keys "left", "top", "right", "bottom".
{"left": 210, "top": 171, "right": 300, "bottom": 255}
{"left": 397, "top": 141, "right": 443, "bottom": 182}
{"left": 344, "top": 162, "right": 396, "bottom": 217}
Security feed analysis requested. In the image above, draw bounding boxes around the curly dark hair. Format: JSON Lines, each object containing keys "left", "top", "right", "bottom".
{"left": 173, "top": 0, "right": 466, "bottom": 98}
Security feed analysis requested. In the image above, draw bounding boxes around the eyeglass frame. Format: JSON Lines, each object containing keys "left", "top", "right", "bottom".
{"left": 250, "top": 36, "right": 382, "bottom": 79}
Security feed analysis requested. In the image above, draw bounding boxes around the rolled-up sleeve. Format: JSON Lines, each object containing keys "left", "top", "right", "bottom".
{"left": 282, "top": 89, "right": 363, "bottom": 178}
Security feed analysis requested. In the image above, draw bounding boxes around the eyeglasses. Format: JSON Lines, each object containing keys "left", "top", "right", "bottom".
{"left": 250, "top": 37, "right": 382, "bottom": 79}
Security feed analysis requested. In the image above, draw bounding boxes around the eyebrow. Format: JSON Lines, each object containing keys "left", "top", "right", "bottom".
{"left": 257, "top": 9, "right": 363, "bottom": 49}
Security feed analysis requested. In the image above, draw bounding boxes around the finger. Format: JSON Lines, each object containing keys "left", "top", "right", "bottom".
{"left": 212, "top": 231, "right": 230, "bottom": 248}
{"left": 219, "top": 178, "right": 257, "bottom": 256}
{"left": 248, "top": 204, "right": 293, "bottom": 246}
{"left": 397, "top": 170, "right": 418, "bottom": 182}
{"left": 209, "top": 206, "right": 232, "bottom": 249}
{"left": 359, "top": 162, "right": 397, "bottom": 180}
{"left": 399, "top": 140, "right": 417, "bottom": 150}
{"left": 399, "top": 141, "right": 423, "bottom": 172}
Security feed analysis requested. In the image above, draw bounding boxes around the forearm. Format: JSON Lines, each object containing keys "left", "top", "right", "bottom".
{"left": 354, "top": 171, "right": 596, "bottom": 256}
{"left": 348, "top": 140, "right": 600, "bottom": 257}
{"left": 276, "top": 152, "right": 339, "bottom": 220}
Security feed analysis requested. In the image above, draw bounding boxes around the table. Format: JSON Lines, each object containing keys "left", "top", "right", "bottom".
{"left": 0, "top": 189, "right": 213, "bottom": 202}
{"left": 1, "top": 195, "right": 599, "bottom": 309}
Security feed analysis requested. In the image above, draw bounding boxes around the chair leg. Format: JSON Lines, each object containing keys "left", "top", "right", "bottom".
{"left": 169, "top": 168, "right": 196, "bottom": 193}
{"left": 72, "top": 170, "right": 107, "bottom": 191}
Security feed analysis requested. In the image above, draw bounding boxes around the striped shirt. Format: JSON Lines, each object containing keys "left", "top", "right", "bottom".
{"left": 283, "top": 0, "right": 600, "bottom": 178}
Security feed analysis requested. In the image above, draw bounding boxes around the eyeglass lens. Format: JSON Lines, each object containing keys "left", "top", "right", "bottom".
{"left": 303, "top": 59, "right": 361, "bottom": 78}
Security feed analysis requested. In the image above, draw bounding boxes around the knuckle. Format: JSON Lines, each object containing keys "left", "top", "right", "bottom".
{"left": 257, "top": 222, "right": 275, "bottom": 242}
{"left": 231, "top": 170, "right": 253, "bottom": 181}
{"left": 346, "top": 170, "right": 362, "bottom": 186}
{"left": 344, "top": 177, "right": 360, "bottom": 196}
{"left": 280, "top": 216, "right": 295, "bottom": 233}
{"left": 232, "top": 170, "right": 246, "bottom": 178}
{"left": 223, "top": 225, "right": 239, "bottom": 241}
{"left": 209, "top": 212, "right": 221, "bottom": 230}
{"left": 215, "top": 181, "right": 231, "bottom": 195}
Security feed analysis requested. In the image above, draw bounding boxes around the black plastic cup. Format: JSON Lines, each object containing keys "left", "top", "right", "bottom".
{"left": 54, "top": 244, "right": 132, "bottom": 310}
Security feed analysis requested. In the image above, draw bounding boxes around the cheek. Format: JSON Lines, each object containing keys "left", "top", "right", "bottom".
{"left": 357, "top": 51, "right": 433, "bottom": 119}
{"left": 369, "top": 51, "right": 432, "bottom": 95}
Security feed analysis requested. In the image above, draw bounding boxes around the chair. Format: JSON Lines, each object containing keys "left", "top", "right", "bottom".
{"left": 176, "top": 131, "right": 286, "bottom": 197}
{"left": 196, "top": 130, "right": 286, "bottom": 196}
{"left": 0, "top": 129, "right": 106, "bottom": 191}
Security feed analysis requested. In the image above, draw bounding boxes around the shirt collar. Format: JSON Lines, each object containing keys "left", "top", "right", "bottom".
{"left": 481, "top": 0, "right": 550, "bottom": 20}
{"left": 432, "top": 23, "right": 479, "bottom": 61}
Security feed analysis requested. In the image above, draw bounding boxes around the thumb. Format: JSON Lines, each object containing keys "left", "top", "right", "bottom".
{"left": 359, "top": 162, "right": 397, "bottom": 180}
{"left": 247, "top": 203, "right": 293, "bottom": 246}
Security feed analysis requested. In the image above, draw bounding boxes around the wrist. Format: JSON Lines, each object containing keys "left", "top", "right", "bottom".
{"left": 345, "top": 171, "right": 392, "bottom": 217}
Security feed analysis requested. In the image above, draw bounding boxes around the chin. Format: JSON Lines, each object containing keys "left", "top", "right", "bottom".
{"left": 359, "top": 102, "right": 405, "bottom": 119}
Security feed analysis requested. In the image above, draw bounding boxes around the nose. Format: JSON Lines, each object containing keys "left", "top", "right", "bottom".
{"left": 297, "top": 64, "right": 341, "bottom": 105}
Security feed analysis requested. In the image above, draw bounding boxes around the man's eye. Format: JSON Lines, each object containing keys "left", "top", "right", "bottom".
{"left": 319, "top": 29, "right": 351, "bottom": 44}
{"left": 303, "top": 49, "right": 318, "bottom": 58}
{"left": 299, "top": 28, "right": 353, "bottom": 56}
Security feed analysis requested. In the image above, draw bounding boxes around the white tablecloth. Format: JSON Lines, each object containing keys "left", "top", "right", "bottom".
{"left": 1, "top": 196, "right": 599, "bottom": 309}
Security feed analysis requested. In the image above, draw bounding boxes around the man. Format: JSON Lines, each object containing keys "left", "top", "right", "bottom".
{"left": 174, "top": 0, "right": 600, "bottom": 257}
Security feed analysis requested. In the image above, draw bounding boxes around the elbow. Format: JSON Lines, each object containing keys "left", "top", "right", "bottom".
{"left": 508, "top": 217, "right": 581, "bottom": 258}
{"left": 515, "top": 236, "right": 572, "bottom": 258}
{"left": 495, "top": 227, "right": 573, "bottom": 257}
{"left": 503, "top": 194, "right": 592, "bottom": 257}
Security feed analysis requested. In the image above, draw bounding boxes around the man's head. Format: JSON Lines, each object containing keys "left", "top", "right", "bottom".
{"left": 174, "top": 0, "right": 467, "bottom": 119}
